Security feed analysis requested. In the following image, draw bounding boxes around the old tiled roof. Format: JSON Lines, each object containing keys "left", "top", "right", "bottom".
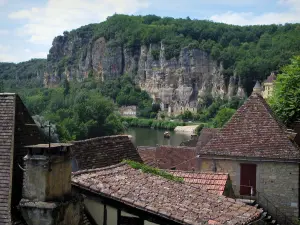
{"left": 137, "top": 146, "right": 197, "bottom": 170}
{"left": 0, "top": 94, "right": 15, "bottom": 224}
{"left": 72, "top": 163, "right": 262, "bottom": 224}
{"left": 137, "top": 146, "right": 157, "bottom": 167}
{"left": 196, "top": 128, "right": 219, "bottom": 151}
{"left": 168, "top": 170, "right": 229, "bottom": 195}
{"left": 199, "top": 93, "right": 300, "bottom": 160}
{"left": 71, "top": 135, "right": 142, "bottom": 170}
{"left": 155, "top": 146, "right": 197, "bottom": 170}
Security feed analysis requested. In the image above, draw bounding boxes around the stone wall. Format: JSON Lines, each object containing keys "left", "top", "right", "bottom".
{"left": 199, "top": 158, "right": 299, "bottom": 220}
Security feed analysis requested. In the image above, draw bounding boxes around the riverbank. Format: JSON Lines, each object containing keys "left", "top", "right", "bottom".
{"left": 121, "top": 117, "right": 186, "bottom": 130}
{"left": 174, "top": 125, "right": 198, "bottom": 134}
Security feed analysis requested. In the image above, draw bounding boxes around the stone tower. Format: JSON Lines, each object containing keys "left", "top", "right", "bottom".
{"left": 19, "top": 143, "right": 81, "bottom": 225}
{"left": 253, "top": 81, "right": 262, "bottom": 95}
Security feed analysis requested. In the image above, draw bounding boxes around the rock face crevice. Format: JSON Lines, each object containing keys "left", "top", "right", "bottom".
{"left": 46, "top": 36, "right": 246, "bottom": 115}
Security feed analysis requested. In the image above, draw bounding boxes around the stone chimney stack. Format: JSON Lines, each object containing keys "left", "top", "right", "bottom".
{"left": 19, "top": 143, "right": 81, "bottom": 225}
{"left": 253, "top": 81, "right": 262, "bottom": 95}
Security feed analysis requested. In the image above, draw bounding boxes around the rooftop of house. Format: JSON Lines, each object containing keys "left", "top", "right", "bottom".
{"left": 138, "top": 145, "right": 197, "bottom": 170}
{"left": 0, "top": 94, "right": 16, "bottom": 224}
{"left": 199, "top": 92, "right": 300, "bottom": 161}
{"left": 137, "top": 146, "right": 157, "bottom": 167}
{"left": 72, "top": 163, "right": 262, "bottom": 224}
{"left": 167, "top": 170, "right": 229, "bottom": 195}
{"left": 264, "top": 72, "right": 277, "bottom": 84}
{"left": 25, "top": 143, "right": 73, "bottom": 148}
{"left": 71, "top": 135, "right": 142, "bottom": 170}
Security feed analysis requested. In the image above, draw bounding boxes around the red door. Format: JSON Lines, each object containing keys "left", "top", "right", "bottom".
{"left": 240, "top": 164, "right": 256, "bottom": 196}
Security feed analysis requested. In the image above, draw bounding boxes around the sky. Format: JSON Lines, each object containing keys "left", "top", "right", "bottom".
{"left": 0, "top": 0, "right": 300, "bottom": 63}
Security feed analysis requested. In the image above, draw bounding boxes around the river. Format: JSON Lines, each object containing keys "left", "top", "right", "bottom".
{"left": 126, "top": 127, "right": 191, "bottom": 147}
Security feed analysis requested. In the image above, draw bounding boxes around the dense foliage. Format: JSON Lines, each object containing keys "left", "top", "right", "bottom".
{"left": 62, "top": 14, "right": 300, "bottom": 94}
{"left": 212, "top": 108, "right": 236, "bottom": 128}
{"left": 195, "top": 96, "right": 244, "bottom": 126}
{"left": 121, "top": 117, "right": 185, "bottom": 130}
{"left": 0, "top": 59, "right": 46, "bottom": 89}
{"left": 4, "top": 78, "right": 124, "bottom": 142}
{"left": 269, "top": 56, "right": 300, "bottom": 125}
{"left": 99, "top": 75, "right": 159, "bottom": 118}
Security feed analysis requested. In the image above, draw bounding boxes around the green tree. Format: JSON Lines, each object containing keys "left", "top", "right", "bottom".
{"left": 212, "top": 108, "right": 236, "bottom": 128}
{"left": 63, "top": 79, "right": 70, "bottom": 96}
{"left": 269, "top": 56, "right": 300, "bottom": 125}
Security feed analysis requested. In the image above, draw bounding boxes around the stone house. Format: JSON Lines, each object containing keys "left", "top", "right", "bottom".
{"left": 119, "top": 106, "right": 137, "bottom": 117}
{"left": 262, "top": 72, "right": 277, "bottom": 99}
{"left": 197, "top": 89, "right": 300, "bottom": 222}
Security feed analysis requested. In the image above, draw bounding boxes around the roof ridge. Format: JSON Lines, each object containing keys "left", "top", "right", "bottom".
{"left": 71, "top": 135, "right": 130, "bottom": 143}
{"left": 166, "top": 170, "right": 229, "bottom": 175}
{"left": 72, "top": 162, "right": 127, "bottom": 176}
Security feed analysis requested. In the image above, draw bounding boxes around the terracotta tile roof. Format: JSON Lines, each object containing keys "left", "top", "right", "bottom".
{"left": 0, "top": 94, "right": 15, "bottom": 224}
{"left": 199, "top": 93, "right": 300, "bottom": 160}
{"left": 168, "top": 170, "right": 229, "bottom": 195}
{"left": 155, "top": 146, "right": 197, "bottom": 170}
{"left": 72, "top": 163, "right": 262, "bottom": 224}
{"left": 71, "top": 135, "right": 142, "bottom": 170}
{"left": 137, "top": 146, "right": 157, "bottom": 167}
{"left": 196, "top": 128, "right": 219, "bottom": 151}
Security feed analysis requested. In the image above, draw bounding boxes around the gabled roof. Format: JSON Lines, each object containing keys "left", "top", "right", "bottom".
{"left": 0, "top": 94, "right": 15, "bottom": 224}
{"left": 199, "top": 93, "right": 300, "bottom": 160}
{"left": 168, "top": 170, "right": 230, "bottom": 195}
{"left": 72, "top": 163, "right": 262, "bottom": 224}
{"left": 71, "top": 135, "right": 142, "bottom": 170}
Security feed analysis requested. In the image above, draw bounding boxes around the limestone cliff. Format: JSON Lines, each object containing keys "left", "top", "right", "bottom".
{"left": 46, "top": 35, "right": 246, "bottom": 115}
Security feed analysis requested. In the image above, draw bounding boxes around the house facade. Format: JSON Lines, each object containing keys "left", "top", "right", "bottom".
{"left": 119, "top": 106, "right": 137, "bottom": 117}
{"left": 197, "top": 89, "right": 300, "bottom": 222}
{"left": 262, "top": 72, "right": 277, "bottom": 99}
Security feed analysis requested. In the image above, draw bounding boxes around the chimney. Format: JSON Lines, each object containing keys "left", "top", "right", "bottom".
{"left": 253, "top": 81, "right": 262, "bottom": 95}
{"left": 19, "top": 143, "right": 81, "bottom": 225}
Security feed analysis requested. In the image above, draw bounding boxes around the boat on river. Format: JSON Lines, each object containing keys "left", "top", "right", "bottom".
{"left": 164, "top": 131, "right": 170, "bottom": 138}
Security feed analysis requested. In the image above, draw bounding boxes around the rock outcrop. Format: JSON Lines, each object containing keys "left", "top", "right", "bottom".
{"left": 46, "top": 35, "right": 246, "bottom": 115}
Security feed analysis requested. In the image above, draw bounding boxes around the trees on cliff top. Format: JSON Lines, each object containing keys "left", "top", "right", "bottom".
{"left": 269, "top": 56, "right": 300, "bottom": 125}
{"left": 64, "top": 14, "right": 300, "bottom": 94}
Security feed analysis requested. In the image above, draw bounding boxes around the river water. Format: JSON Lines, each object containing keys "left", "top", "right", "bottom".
{"left": 126, "top": 127, "right": 191, "bottom": 147}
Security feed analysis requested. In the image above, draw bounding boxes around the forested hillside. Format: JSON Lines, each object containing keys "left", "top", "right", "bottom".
{"left": 48, "top": 14, "right": 300, "bottom": 94}
{"left": 1, "top": 14, "right": 300, "bottom": 141}
{"left": 0, "top": 59, "right": 46, "bottom": 90}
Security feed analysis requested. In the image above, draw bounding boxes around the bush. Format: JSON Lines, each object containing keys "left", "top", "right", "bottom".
{"left": 195, "top": 124, "right": 204, "bottom": 136}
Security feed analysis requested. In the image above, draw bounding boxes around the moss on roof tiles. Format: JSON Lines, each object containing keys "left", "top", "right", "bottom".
{"left": 123, "top": 160, "right": 184, "bottom": 183}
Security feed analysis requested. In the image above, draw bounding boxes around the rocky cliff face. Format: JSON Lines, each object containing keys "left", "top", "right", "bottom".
{"left": 46, "top": 36, "right": 246, "bottom": 115}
